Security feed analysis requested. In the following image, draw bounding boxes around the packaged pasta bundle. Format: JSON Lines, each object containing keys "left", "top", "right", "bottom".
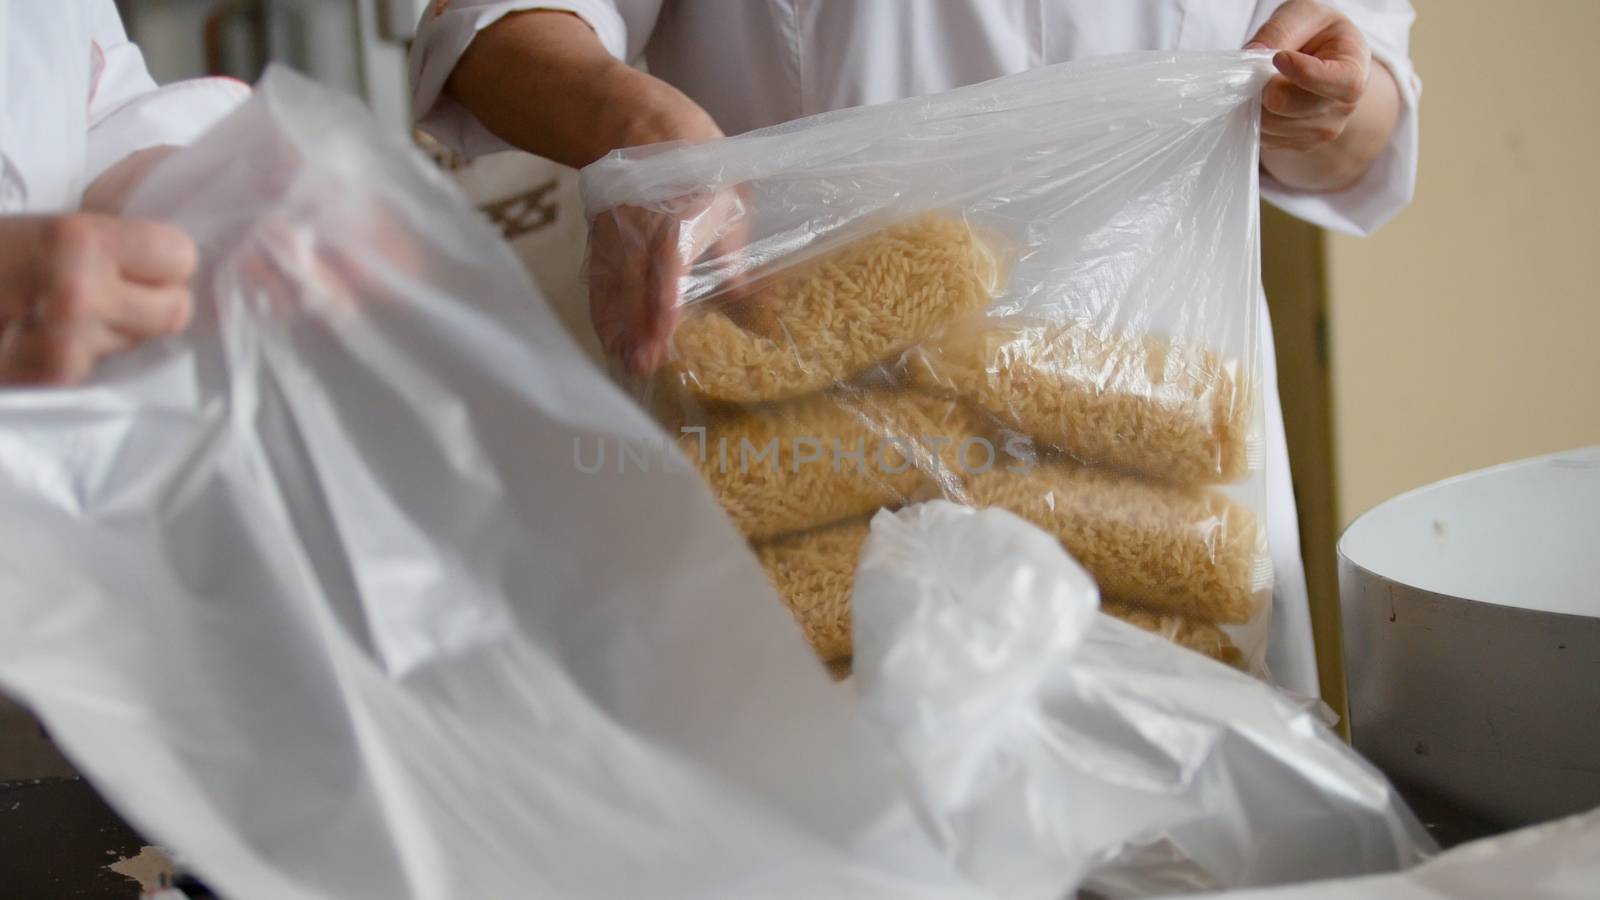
{"left": 583, "top": 52, "right": 1277, "bottom": 676}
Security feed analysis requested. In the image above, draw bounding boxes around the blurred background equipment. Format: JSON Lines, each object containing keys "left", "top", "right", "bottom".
{"left": 119, "top": 0, "right": 600, "bottom": 359}
{"left": 116, "top": 0, "right": 426, "bottom": 133}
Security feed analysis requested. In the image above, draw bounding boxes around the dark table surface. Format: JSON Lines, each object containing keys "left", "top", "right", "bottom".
{"left": 0, "top": 776, "right": 167, "bottom": 897}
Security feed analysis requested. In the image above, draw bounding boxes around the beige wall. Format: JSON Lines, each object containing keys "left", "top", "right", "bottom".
{"left": 1327, "top": 0, "right": 1600, "bottom": 526}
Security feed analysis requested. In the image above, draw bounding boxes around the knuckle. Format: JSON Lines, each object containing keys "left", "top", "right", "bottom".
{"left": 1269, "top": 132, "right": 1314, "bottom": 151}
{"left": 1323, "top": 79, "right": 1359, "bottom": 104}
{"left": 1272, "top": 0, "right": 1311, "bottom": 22}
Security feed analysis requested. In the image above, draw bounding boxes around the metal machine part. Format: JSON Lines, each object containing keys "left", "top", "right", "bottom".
{"left": 1341, "top": 446, "right": 1600, "bottom": 828}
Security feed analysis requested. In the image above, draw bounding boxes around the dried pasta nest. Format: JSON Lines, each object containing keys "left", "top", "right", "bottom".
{"left": 907, "top": 316, "right": 1254, "bottom": 485}
{"left": 684, "top": 389, "right": 988, "bottom": 540}
{"left": 750, "top": 479, "right": 1263, "bottom": 667}
{"left": 963, "top": 461, "right": 1269, "bottom": 624}
{"left": 754, "top": 518, "right": 870, "bottom": 664}
{"left": 1102, "top": 599, "right": 1245, "bottom": 668}
{"left": 665, "top": 215, "right": 1001, "bottom": 404}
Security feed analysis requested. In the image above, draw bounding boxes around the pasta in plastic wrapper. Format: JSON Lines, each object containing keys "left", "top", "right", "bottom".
{"left": 585, "top": 50, "right": 1277, "bottom": 675}
{"left": 0, "top": 61, "right": 1438, "bottom": 900}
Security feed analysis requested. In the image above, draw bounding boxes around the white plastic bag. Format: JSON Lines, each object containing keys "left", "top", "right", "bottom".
{"left": 584, "top": 50, "right": 1278, "bottom": 675}
{"left": 851, "top": 502, "right": 1432, "bottom": 899}
{"left": 0, "top": 67, "right": 974, "bottom": 900}
{"left": 0, "top": 64, "right": 1430, "bottom": 900}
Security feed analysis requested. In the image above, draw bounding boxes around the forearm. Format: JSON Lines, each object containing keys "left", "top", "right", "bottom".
{"left": 1261, "top": 61, "right": 1401, "bottom": 193}
{"left": 444, "top": 10, "right": 721, "bottom": 169}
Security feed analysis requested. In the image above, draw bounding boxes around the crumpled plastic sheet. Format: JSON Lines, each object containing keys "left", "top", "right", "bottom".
{"left": 853, "top": 502, "right": 1432, "bottom": 897}
{"left": 0, "top": 66, "right": 1432, "bottom": 899}
{"left": 0, "top": 66, "right": 968, "bottom": 900}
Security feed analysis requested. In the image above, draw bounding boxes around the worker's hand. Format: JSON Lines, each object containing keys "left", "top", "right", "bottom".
{"left": 1246, "top": 0, "right": 1373, "bottom": 152}
{"left": 587, "top": 188, "right": 747, "bottom": 375}
{"left": 0, "top": 214, "right": 197, "bottom": 385}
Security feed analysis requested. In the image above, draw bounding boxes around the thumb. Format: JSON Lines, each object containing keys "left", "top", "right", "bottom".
{"left": 112, "top": 218, "right": 199, "bottom": 287}
{"left": 1272, "top": 47, "right": 1365, "bottom": 102}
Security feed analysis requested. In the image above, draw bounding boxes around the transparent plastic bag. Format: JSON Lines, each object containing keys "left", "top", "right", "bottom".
{"left": 583, "top": 50, "right": 1278, "bottom": 676}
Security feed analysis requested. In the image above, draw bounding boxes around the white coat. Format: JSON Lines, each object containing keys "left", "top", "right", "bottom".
{"left": 0, "top": 0, "right": 247, "bottom": 214}
{"left": 410, "top": 0, "right": 1424, "bottom": 698}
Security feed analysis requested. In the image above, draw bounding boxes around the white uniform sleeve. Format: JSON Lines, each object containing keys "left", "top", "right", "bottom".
{"left": 410, "top": 0, "right": 662, "bottom": 159}
{"left": 1249, "top": 0, "right": 1422, "bottom": 236}
{"left": 83, "top": 2, "right": 250, "bottom": 185}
